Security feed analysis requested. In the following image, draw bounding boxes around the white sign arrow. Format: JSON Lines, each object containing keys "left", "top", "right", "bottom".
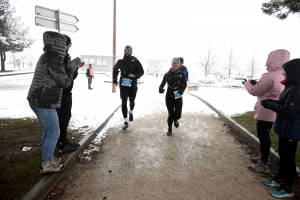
{"left": 35, "top": 16, "right": 79, "bottom": 33}
{"left": 35, "top": 5, "right": 79, "bottom": 24}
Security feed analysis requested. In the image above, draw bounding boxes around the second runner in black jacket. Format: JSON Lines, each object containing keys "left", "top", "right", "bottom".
{"left": 113, "top": 45, "right": 144, "bottom": 130}
{"left": 159, "top": 57, "right": 187, "bottom": 136}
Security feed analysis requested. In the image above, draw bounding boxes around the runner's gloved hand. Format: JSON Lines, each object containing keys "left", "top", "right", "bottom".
{"left": 250, "top": 80, "right": 257, "bottom": 85}
{"left": 159, "top": 88, "right": 165, "bottom": 94}
{"left": 178, "top": 90, "right": 183, "bottom": 94}
{"left": 67, "top": 57, "right": 81, "bottom": 72}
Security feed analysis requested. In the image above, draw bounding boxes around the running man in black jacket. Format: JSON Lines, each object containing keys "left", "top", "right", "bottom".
{"left": 159, "top": 57, "right": 187, "bottom": 136}
{"left": 113, "top": 45, "right": 144, "bottom": 130}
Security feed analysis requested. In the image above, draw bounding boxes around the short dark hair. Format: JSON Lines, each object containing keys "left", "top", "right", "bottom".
{"left": 178, "top": 57, "right": 184, "bottom": 63}
{"left": 89, "top": 64, "right": 92, "bottom": 67}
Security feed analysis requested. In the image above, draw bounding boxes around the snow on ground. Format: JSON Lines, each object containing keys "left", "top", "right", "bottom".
{"left": 0, "top": 72, "right": 257, "bottom": 159}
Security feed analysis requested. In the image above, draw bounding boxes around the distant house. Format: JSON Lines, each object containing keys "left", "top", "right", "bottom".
{"left": 81, "top": 55, "right": 114, "bottom": 73}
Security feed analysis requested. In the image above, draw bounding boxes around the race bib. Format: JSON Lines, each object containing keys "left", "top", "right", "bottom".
{"left": 121, "top": 78, "right": 132, "bottom": 87}
{"left": 174, "top": 91, "right": 182, "bottom": 99}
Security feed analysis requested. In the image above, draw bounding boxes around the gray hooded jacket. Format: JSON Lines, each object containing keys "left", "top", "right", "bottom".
{"left": 27, "top": 31, "right": 74, "bottom": 109}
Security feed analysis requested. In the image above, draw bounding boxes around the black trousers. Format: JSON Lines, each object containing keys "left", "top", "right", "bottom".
{"left": 88, "top": 77, "right": 93, "bottom": 88}
{"left": 165, "top": 97, "right": 183, "bottom": 129}
{"left": 120, "top": 85, "right": 138, "bottom": 118}
{"left": 256, "top": 120, "right": 273, "bottom": 162}
{"left": 277, "top": 137, "right": 298, "bottom": 189}
{"left": 57, "top": 91, "right": 72, "bottom": 145}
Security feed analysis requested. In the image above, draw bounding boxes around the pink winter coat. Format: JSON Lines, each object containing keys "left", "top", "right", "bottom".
{"left": 244, "top": 49, "right": 290, "bottom": 122}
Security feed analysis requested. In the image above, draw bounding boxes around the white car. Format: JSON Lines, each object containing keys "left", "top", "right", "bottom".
{"left": 221, "top": 77, "right": 245, "bottom": 88}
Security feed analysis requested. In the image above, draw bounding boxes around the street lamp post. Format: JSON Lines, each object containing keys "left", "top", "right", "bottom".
{"left": 112, "top": 0, "right": 116, "bottom": 93}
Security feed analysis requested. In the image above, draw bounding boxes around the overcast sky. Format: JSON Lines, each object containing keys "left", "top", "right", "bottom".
{"left": 10, "top": 0, "right": 300, "bottom": 76}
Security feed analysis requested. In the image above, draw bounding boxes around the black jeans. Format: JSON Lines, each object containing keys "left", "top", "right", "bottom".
{"left": 120, "top": 86, "right": 138, "bottom": 118}
{"left": 57, "top": 91, "right": 72, "bottom": 145}
{"left": 256, "top": 120, "right": 273, "bottom": 162}
{"left": 88, "top": 77, "right": 93, "bottom": 88}
{"left": 165, "top": 97, "right": 183, "bottom": 130}
{"left": 277, "top": 137, "right": 298, "bottom": 189}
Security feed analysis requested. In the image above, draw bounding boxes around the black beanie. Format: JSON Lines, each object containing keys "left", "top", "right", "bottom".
{"left": 64, "top": 34, "right": 71, "bottom": 46}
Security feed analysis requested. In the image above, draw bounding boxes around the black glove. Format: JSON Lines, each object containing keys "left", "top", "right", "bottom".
{"left": 250, "top": 80, "right": 257, "bottom": 85}
{"left": 242, "top": 79, "right": 247, "bottom": 85}
{"left": 159, "top": 88, "right": 165, "bottom": 94}
{"left": 260, "top": 99, "right": 275, "bottom": 109}
{"left": 67, "top": 57, "right": 81, "bottom": 72}
{"left": 178, "top": 90, "right": 183, "bottom": 95}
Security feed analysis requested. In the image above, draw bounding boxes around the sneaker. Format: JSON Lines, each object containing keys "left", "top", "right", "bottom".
{"left": 262, "top": 178, "right": 283, "bottom": 187}
{"left": 129, "top": 113, "right": 133, "bottom": 121}
{"left": 167, "top": 129, "right": 172, "bottom": 136}
{"left": 40, "top": 158, "right": 65, "bottom": 174}
{"left": 248, "top": 161, "right": 270, "bottom": 173}
{"left": 251, "top": 155, "right": 271, "bottom": 165}
{"left": 60, "top": 142, "right": 80, "bottom": 153}
{"left": 122, "top": 122, "right": 129, "bottom": 131}
{"left": 269, "top": 186, "right": 294, "bottom": 198}
{"left": 174, "top": 120, "right": 179, "bottom": 128}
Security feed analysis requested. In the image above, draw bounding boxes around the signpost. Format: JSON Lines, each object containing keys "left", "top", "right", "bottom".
{"left": 35, "top": 5, "right": 79, "bottom": 33}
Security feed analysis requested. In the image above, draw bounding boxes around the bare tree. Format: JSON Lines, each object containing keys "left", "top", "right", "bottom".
{"left": 226, "top": 46, "right": 239, "bottom": 78}
{"left": 27, "top": 51, "right": 35, "bottom": 68}
{"left": 21, "top": 52, "right": 26, "bottom": 68}
{"left": 247, "top": 51, "right": 260, "bottom": 78}
{"left": 8, "top": 52, "right": 17, "bottom": 68}
{"left": 198, "top": 45, "right": 217, "bottom": 77}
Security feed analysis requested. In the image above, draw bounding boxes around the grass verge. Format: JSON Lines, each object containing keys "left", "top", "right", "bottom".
{"left": 232, "top": 111, "right": 300, "bottom": 166}
{"left": 0, "top": 118, "right": 81, "bottom": 200}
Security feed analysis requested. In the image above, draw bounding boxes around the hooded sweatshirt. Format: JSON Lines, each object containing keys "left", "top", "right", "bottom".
{"left": 27, "top": 31, "right": 74, "bottom": 109}
{"left": 244, "top": 49, "right": 290, "bottom": 122}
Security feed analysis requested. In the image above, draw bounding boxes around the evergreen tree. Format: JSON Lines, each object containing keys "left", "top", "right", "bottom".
{"left": 0, "top": 0, "right": 34, "bottom": 71}
{"left": 262, "top": 0, "right": 300, "bottom": 20}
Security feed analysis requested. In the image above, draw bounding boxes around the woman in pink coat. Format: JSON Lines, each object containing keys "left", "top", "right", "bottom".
{"left": 243, "top": 49, "right": 290, "bottom": 173}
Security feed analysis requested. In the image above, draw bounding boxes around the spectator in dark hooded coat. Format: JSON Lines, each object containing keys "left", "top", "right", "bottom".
{"left": 27, "top": 31, "right": 81, "bottom": 174}
{"left": 261, "top": 58, "right": 300, "bottom": 198}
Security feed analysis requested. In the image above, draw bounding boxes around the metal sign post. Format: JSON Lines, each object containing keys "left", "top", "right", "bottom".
{"left": 35, "top": 5, "right": 79, "bottom": 33}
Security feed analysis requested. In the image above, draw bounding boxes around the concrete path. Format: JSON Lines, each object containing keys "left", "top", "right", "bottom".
{"left": 47, "top": 79, "right": 280, "bottom": 200}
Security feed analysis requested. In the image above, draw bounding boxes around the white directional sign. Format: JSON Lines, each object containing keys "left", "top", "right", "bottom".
{"left": 35, "top": 16, "right": 79, "bottom": 32}
{"left": 35, "top": 6, "right": 79, "bottom": 24}
{"left": 35, "top": 5, "right": 79, "bottom": 33}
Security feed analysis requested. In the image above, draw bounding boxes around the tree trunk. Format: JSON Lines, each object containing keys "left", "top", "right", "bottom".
{"left": 0, "top": 52, "right": 6, "bottom": 71}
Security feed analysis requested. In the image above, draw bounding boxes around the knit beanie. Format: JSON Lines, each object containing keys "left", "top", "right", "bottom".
{"left": 125, "top": 45, "right": 133, "bottom": 54}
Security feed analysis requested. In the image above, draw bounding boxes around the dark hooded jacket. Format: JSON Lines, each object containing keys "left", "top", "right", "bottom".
{"left": 159, "top": 68, "right": 187, "bottom": 98}
{"left": 27, "top": 31, "right": 74, "bottom": 109}
{"left": 112, "top": 56, "right": 144, "bottom": 88}
{"left": 263, "top": 59, "right": 300, "bottom": 141}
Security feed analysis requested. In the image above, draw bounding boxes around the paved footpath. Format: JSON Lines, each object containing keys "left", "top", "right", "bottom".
{"left": 48, "top": 78, "right": 279, "bottom": 200}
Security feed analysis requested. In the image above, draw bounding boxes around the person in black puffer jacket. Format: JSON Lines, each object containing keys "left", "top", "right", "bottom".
{"left": 27, "top": 31, "right": 81, "bottom": 174}
{"left": 260, "top": 58, "right": 300, "bottom": 198}
{"left": 159, "top": 57, "right": 187, "bottom": 136}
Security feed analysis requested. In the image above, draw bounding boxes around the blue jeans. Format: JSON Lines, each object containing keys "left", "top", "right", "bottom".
{"left": 29, "top": 102, "right": 60, "bottom": 164}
